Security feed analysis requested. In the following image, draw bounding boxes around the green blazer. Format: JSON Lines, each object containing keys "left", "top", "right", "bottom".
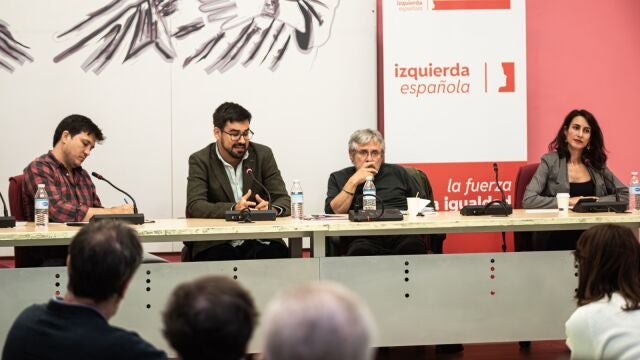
{"left": 186, "top": 142, "right": 291, "bottom": 256}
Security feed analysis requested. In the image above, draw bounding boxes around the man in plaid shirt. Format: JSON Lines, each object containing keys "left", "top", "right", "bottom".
{"left": 20, "top": 114, "right": 133, "bottom": 266}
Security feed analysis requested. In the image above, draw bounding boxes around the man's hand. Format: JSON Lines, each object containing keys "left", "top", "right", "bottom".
{"left": 111, "top": 204, "right": 134, "bottom": 214}
{"left": 254, "top": 194, "right": 269, "bottom": 210}
{"left": 234, "top": 189, "right": 257, "bottom": 211}
{"left": 349, "top": 161, "right": 378, "bottom": 186}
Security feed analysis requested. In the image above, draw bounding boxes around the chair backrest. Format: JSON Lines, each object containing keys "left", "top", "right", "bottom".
{"left": 8, "top": 175, "right": 26, "bottom": 221}
{"left": 403, "top": 166, "right": 435, "bottom": 206}
{"left": 513, "top": 163, "right": 539, "bottom": 252}
{"left": 514, "top": 163, "right": 539, "bottom": 209}
{"left": 9, "top": 174, "right": 31, "bottom": 267}
{"left": 403, "top": 166, "right": 446, "bottom": 253}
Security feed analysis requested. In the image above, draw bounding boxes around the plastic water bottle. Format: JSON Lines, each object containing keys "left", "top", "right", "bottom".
{"left": 363, "top": 176, "right": 376, "bottom": 211}
{"left": 630, "top": 171, "right": 640, "bottom": 212}
{"left": 34, "top": 184, "right": 49, "bottom": 230}
{"left": 290, "top": 179, "right": 304, "bottom": 220}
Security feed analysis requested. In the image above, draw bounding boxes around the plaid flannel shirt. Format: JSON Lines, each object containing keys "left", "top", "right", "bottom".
{"left": 22, "top": 151, "right": 102, "bottom": 222}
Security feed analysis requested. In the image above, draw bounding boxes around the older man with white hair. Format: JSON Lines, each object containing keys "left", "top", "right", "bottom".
{"left": 325, "top": 128, "right": 427, "bottom": 256}
{"left": 262, "top": 282, "right": 376, "bottom": 360}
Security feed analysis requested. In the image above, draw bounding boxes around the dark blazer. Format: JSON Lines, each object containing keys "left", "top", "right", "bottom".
{"left": 523, "top": 152, "right": 627, "bottom": 209}
{"left": 186, "top": 142, "right": 291, "bottom": 256}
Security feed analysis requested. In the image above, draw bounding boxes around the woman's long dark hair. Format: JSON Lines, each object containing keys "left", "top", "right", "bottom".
{"left": 549, "top": 109, "right": 608, "bottom": 169}
{"left": 574, "top": 224, "right": 640, "bottom": 310}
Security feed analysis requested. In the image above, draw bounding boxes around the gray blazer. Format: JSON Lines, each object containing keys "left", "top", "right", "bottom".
{"left": 522, "top": 152, "right": 627, "bottom": 209}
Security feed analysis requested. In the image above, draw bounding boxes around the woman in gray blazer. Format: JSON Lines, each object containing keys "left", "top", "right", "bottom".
{"left": 523, "top": 109, "right": 626, "bottom": 249}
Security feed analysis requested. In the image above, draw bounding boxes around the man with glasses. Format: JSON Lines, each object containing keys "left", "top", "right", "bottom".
{"left": 324, "top": 130, "right": 463, "bottom": 354}
{"left": 186, "top": 102, "right": 290, "bottom": 261}
{"left": 325, "top": 128, "right": 427, "bottom": 256}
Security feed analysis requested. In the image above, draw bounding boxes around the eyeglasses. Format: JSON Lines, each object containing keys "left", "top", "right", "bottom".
{"left": 354, "top": 149, "right": 382, "bottom": 158}
{"left": 222, "top": 129, "right": 254, "bottom": 141}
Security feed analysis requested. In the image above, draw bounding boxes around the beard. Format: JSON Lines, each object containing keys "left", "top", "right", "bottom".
{"left": 224, "top": 143, "right": 247, "bottom": 159}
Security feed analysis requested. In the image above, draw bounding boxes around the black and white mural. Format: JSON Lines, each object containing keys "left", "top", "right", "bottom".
{"left": 0, "top": 21, "right": 33, "bottom": 72}
{"left": 3, "top": 0, "right": 339, "bottom": 74}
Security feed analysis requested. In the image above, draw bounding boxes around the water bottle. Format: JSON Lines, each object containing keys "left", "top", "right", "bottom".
{"left": 630, "top": 171, "right": 640, "bottom": 211}
{"left": 290, "top": 179, "right": 304, "bottom": 220}
{"left": 363, "top": 176, "right": 376, "bottom": 211}
{"left": 34, "top": 184, "right": 49, "bottom": 230}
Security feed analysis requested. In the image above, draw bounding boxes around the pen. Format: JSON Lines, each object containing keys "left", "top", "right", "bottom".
{"left": 124, "top": 198, "right": 128, "bottom": 204}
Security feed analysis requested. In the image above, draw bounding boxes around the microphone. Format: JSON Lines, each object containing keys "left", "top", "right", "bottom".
{"left": 245, "top": 168, "right": 273, "bottom": 211}
{"left": 90, "top": 172, "right": 144, "bottom": 225}
{"left": 493, "top": 162, "right": 508, "bottom": 205}
{"left": 460, "top": 163, "right": 513, "bottom": 216}
{"left": 0, "top": 191, "right": 16, "bottom": 228}
{"left": 224, "top": 167, "right": 277, "bottom": 222}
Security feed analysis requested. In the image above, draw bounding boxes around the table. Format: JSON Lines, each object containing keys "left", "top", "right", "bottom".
{"left": 2, "top": 210, "right": 637, "bottom": 253}
{"left": 1, "top": 210, "right": 638, "bottom": 354}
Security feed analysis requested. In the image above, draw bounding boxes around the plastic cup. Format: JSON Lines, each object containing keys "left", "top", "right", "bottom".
{"left": 556, "top": 193, "right": 570, "bottom": 214}
{"left": 406, "top": 198, "right": 430, "bottom": 219}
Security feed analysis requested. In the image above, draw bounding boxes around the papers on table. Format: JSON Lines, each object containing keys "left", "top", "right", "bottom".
{"left": 305, "top": 214, "right": 349, "bottom": 220}
{"left": 524, "top": 209, "right": 559, "bottom": 214}
{"left": 401, "top": 208, "right": 437, "bottom": 216}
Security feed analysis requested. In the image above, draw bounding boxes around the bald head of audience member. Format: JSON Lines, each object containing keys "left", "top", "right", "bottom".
{"left": 66, "top": 220, "right": 143, "bottom": 318}
{"left": 162, "top": 275, "right": 257, "bottom": 360}
{"left": 263, "top": 282, "right": 376, "bottom": 360}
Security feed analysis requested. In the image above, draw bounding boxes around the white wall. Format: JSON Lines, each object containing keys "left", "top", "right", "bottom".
{"left": 0, "top": 0, "right": 376, "bottom": 252}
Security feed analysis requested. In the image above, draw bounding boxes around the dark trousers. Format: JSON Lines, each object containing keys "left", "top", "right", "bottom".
{"left": 192, "top": 240, "right": 289, "bottom": 261}
{"left": 532, "top": 230, "right": 583, "bottom": 251}
{"left": 346, "top": 235, "right": 426, "bottom": 256}
{"left": 15, "top": 246, "right": 68, "bottom": 267}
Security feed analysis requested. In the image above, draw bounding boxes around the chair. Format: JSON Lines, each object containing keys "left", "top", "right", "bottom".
{"left": 403, "top": 166, "right": 446, "bottom": 254}
{"left": 513, "top": 163, "right": 539, "bottom": 252}
{"left": 8, "top": 175, "right": 26, "bottom": 221}
{"left": 9, "top": 175, "right": 44, "bottom": 267}
{"left": 326, "top": 166, "right": 446, "bottom": 256}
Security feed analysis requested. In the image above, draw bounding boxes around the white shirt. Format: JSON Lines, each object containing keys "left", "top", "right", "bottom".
{"left": 566, "top": 292, "right": 640, "bottom": 360}
{"left": 215, "top": 144, "right": 248, "bottom": 247}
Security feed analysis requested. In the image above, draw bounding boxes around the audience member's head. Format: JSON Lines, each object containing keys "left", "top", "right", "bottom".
{"left": 574, "top": 224, "right": 640, "bottom": 310}
{"left": 67, "top": 220, "right": 142, "bottom": 304}
{"left": 163, "top": 275, "right": 257, "bottom": 360}
{"left": 262, "top": 281, "right": 376, "bottom": 360}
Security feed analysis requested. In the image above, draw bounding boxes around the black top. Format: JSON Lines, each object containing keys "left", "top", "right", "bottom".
{"left": 2, "top": 299, "right": 167, "bottom": 360}
{"left": 570, "top": 180, "right": 595, "bottom": 197}
{"left": 325, "top": 163, "right": 422, "bottom": 213}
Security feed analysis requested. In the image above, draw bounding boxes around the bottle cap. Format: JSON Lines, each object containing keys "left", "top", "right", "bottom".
{"left": 633, "top": 171, "right": 638, "bottom": 176}
{"left": 293, "top": 179, "right": 300, "bottom": 182}
{"left": 366, "top": 176, "right": 373, "bottom": 181}
{"left": 37, "top": 184, "right": 45, "bottom": 188}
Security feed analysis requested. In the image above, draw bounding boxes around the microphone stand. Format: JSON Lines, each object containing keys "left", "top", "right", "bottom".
{"left": 224, "top": 167, "right": 277, "bottom": 222}
{"left": 91, "top": 172, "right": 144, "bottom": 225}
{"left": 461, "top": 163, "right": 513, "bottom": 217}
{"left": 349, "top": 194, "right": 386, "bottom": 221}
{"left": 484, "top": 163, "right": 513, "bottom": 217}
